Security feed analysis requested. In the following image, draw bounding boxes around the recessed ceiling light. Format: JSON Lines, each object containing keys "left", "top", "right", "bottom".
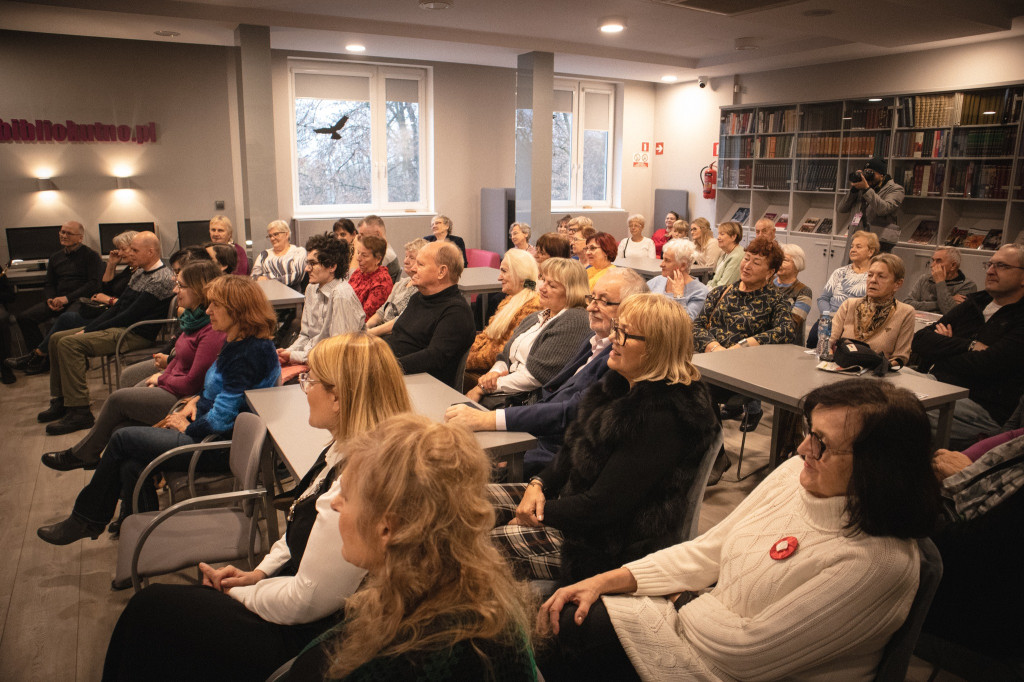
{"left": 345, "top": 44, "right": 366, "bottom": 52}
{"left": 419, "top": 0, "right": 453, "bottom": 8}
{"left": 599, "top": 16, "right": 627, "bottom": 33}
{"left": 153, "top": 30, "right": 180, "bottom": 37}
{"left": 661, "top": 75, "right": 678, "bottom": 83}
{"left": 868, "top": 98, "right": 882, "bottom": 102}
{"left": 802, "top": 8, "right": 834, "bottom": 17}
{"left": 982, "top": 110, "right": 997, "bottom": 115}
{"left": 734, "top": 37, "right": 759, "bottom": 51}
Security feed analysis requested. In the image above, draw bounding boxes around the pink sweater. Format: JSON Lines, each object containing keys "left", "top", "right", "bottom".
{"left": 157, "top": 324, "right": 227, "bottom": 398}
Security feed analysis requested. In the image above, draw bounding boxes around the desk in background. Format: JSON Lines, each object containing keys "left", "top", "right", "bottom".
{"left": 458, "top": 266, "right": 502, "bottom": 312}
{"left": 612, "top": 257, "right": 712, "bottom": 284}
{"left": 256, "top": 278, "right": 304, "bottom": 318}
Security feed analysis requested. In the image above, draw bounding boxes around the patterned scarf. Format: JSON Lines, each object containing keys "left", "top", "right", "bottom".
{"left": 853, "top": 295, "right": 895, "bottom": 340}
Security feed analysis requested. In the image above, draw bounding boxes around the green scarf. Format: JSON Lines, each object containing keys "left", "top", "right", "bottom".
{"left": 179, "top": 306, "right": 210, "bottom": 332}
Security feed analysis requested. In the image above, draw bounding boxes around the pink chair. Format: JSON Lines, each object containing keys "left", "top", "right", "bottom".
{"left": 466, "top": 248, "right": 500, "bottom": 269}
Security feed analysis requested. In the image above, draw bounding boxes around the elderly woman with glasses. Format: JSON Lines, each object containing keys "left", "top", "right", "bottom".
{"left": 251, "top": 219, "right": 307, "bottom": 291}
{"left": 539, "top": 379, "right": 940, "bottom": 681}
{"left": 488, "top": 294, "right": 718, "bottom": 587}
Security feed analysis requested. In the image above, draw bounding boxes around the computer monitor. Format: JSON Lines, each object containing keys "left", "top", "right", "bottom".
{"left": 177, "top": 220, "right": 211, "bottom": 249}
{"left": 5, "top": 225, "right": 62, "bottom": 262}
{"left": 98, "top": 222, "right": 157, "bottom": 255}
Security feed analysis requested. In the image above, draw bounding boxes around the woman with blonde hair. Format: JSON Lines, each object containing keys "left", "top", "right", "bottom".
{"left": 465, "top": 249, "right": 542, "bottom": 386}
{"left": 366, "top": 238, "right": 428, "bottom": 337}
{"left": 488, "top": 293, "right": 718, "bottom": 584}
{"left": 208, "top": 214, "right": 249, "bottom": 275}
{"left": 286, "top": 414, "right": 537, "bottom": 680}
{"left": 102, "top": 333, "right": 412, "bottom": 680}
{"left": 251, "top": 219, "right": 307, "bottom": 291}
{"left": 468, "top": 257, "right": 590, "bottom": 406}
{"left": 706, "top": 221, "right": 744, "bottom": 289}
{"left": 688, "top": 217, "right": 722, "bottom": 269}
{"left": 809, "top": 229, "right": 879, "bottom": 348}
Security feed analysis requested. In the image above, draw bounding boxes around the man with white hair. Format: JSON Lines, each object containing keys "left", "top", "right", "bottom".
{"left": 357, "top": 214, "right": 401, "bottom": 283}
{"left": 753, "top": 217, "right": 776, "bottom": 242}
{"left": 904, "top": 246, "right": 977, "bottom": 314}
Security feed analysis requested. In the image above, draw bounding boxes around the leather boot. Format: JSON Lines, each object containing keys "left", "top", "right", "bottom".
{"left": 37, "top": 515, "right": 105, "bottom": 545}
{"left": 37, "top": 398, "right": 66, "bottom": 423}
{"left": 42, "top": 448, "right": 97, "bottom": 472}
{"left": 23, "top": 353, "right": 50, "bottom": 375}
{"left": 46, "top": 406, "right": 95, "bottom": 436}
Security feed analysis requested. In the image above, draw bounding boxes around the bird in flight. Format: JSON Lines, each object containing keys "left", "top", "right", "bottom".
{"left": 314, "top": 115, "right": 349, "bottom": 140}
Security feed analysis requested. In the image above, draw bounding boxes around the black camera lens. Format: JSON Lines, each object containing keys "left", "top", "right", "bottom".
{"left": 848, "top": 171, "right": 862, "bottom": 183}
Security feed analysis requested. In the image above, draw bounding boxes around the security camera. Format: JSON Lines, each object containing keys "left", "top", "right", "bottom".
{"left": 698, "top": 76, "right": 708, "bottom": 89}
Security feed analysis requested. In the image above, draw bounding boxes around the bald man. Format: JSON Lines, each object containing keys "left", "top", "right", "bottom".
{"left": 39, "top": 231, "right": 176, "bottom": 435}
{"left": 754, "top": 217, "right": 777, "bottom": 243}
{"left": 8, "top": 220, "right": 102, "bottom": 373}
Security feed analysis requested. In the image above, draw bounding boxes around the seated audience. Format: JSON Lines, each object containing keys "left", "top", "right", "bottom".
{"left": 809, "top": 229, "right": 878, "bottom": 348}
{"left": 102, "top": 333, "right": 411, "bottom": 681}
{"left": 251, "top": 220, "right": 307, "bottom": 291}
{"left": 40, "top": 261, "right": 225, "bottom": 474}
{"left": 385, "top": 241, "right": 475, "bottom": 387}
{"left": 652, "top": 211, "right": 680, "bottom": 258}
{"left": 571, "top": 225, "right": 596, "bottom": 266}
{"left": 332, "top": 218, "right": 357, "bottom": 246}
{"left": 356, "top": 215, "right": 401, "bottom": 282}
{"left": 539, "top": 379, "right": 940, "bottom": 681}
{"left": 36, "top": 275, "right": 281, "bottom": 545}
{"left": 830, "top": 253, "right": 914, "bottom": 367}
{"left": 278, "top": 235, "right": 364, "bottom": 369}
{"left": 585, "top": 232, "right": 618, "bottom": 289}
{"left": 669, "top": 219, "right": 689, "bottom": 242}
{"left": 487, "top": 294, "right": 718, "bottom": 584}
{"left": 616, "top": 214, "right": 656, "bottom": 260}
{"left": 282, "top": 414, "right": 536, "bottom": 680}
{"left": 536, "top": 232, "right": 572, "bottom": 264}
{"left": 348, "top": 235, "right": 393, "bottom": 320}
{"left": 774, "top": 243, "right": 813, "bottom": 345}
{"left": 753, "top": 216, "right": 776, "bottom": 242}
{"left": 366, "top": 238, "right": 427, "bottom": 337}
{"left": 510, "top": 221, "right": 536, "bottom": 256}
{"left": 423, "top": 214, "right": 468, "bottom": 267}
{"left": 38, "top": 232, "right": 176, "bottom": 435}
{"left": 464, "top": 250, "right": 541, "bottom": 384}
{"left": 912, "top": 243, "right": 1024, "bottom": 447}
{"left": 705, "top": 221, "right": 744, "bottom": 289}
{"left": 6, "top": 220, "right": 102, "bottom": 376}
{"left": 447, "top": 268, "right": 648, "bottom": 477}
{"left": 206, "top": 242, "right": 238, "bottom": 274}
{"left": 556, "top": 214, "right": 573, "bottom": 236}
{"left": 904, "top": 246, "right": 977, "bottom": 314}
{"left": 647, "top": 238, "right": 708, "bottom": 320}
{"left": 95, "top": 229, "right": 139, "bottom": 302}
{"left": 208, "top": 214, "right": 248, "bottom": 275}
{"left": 467, "top": 258, "right": 590, "bottom": 406}
{"left": 688, "top": 217, "right": 721, "bottom": 269}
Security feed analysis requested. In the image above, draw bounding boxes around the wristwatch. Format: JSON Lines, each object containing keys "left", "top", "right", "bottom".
{"left": 528, "top": 476, "right": 544, "bottom": 491}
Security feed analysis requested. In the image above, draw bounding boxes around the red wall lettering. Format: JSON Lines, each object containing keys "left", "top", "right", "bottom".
{"left": 0, "top": 118, "right": 158, "bottom": 144}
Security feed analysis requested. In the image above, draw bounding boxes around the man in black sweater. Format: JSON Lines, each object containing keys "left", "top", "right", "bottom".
{"left": 912, "top": 243, "right": 1024, "bottom": 447}
{"left": 38, "top": 231, "right": 176, "bottom": 435}
{"left": 7, "top": 220, "right": 102, "bottom": 374}
{"left": 386, "top": 241, "right": 474, "bottom": 388}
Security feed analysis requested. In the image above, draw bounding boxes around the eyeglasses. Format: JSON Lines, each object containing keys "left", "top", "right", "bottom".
{"left": 984, "top": 260, "right": 1024, "bottom": 272}
{"left": 267, "top": 231, "right": 287, "bottom": 238}
{"left": 610, "top": 322, "right": 646, "bottom": 346}
{"left": 298, "top": 372, "right": 323, "bottom": 394}
{"left": 305, "top": 259, "right": 321, "bottom": 268}
{"left": 584, "top": 294, "right": 620, "bottom": 309}
{"left": 802, "top": 420, "right": 853, "bottom": 461}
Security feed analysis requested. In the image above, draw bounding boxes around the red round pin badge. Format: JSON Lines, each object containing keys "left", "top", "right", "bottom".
{"left": 769, "top": 536, "right": 798, "bottom": 560}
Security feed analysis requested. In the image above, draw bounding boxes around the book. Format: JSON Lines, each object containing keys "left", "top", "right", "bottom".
{"left": 963, "top": 228, "right": 987, "bottom": 249}
{"left": 762, "top": 211, "right": 777, "bottom": 223}
{"left": 815, "top": 218, "right": 834, "bottom": 235}
{"left": 907, "top": 219, "right": 939, "bottom": 245}
{"left": 798, "top": 217, "right": 820, "bottom": 233}
{"left": 729, "top": 207, "right": 750, "bottom": 224}
{"left": 774, "top": 213, "right": 789, "bottom": 229}
{"left": 944, "top": 227, "right": 968, "bottom": 247}
{"left": 982, "top": 229, "right": 1003, "bottom": 250}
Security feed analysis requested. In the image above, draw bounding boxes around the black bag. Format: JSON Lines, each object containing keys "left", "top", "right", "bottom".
{"left": 832, "top": 337, "right": 895, "bottom": 376}
{"left": 76, "top": 297, "right": 108, "bottom": 320}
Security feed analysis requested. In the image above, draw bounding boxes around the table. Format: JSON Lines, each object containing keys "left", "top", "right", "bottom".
{"left": 692, "top": 344, "right": 969, "bottom": 470}
{"left": 913, "top": 310, "right": 942, "bottom": 331}
{"left": 613, "top": 256, "right": 661, "bottom": 279}
{"left": 257, "top": 278, "right": 304, "bottom": 317}
{"left": 458, "top": 266, "right": 502, "bottom": 311}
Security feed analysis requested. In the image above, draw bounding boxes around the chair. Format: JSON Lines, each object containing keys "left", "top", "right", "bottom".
{"left": 115, "top": 412, "right": 269, "bottom": 592}
{"left": 872, "top": 537, "right": 944, "bottom": 682}
{"left": 915, "top": 633, "right": 1024, "bottom": 681}
{"left": 451, "top": 348, "right": 470, "bottom": 391}
{"left": 103, "top": 296, "right": 179, "bottom": 389}
{"left": 467, "top": 248, "right": 500, "bottom": 269}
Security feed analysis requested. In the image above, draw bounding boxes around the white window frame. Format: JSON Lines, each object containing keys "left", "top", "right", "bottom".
{"left": 552, "top": 78, "right": 616, "bottom": 210}
{"left": 289, "top": 58, "right": 432, "bottom": 217}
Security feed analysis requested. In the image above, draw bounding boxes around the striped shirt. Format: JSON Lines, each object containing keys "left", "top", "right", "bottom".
{"left": 251, "top": 244, "right": 306, "bottom": 289}
{"left": 286, "top": 278, "right": 365, "bottom": 363}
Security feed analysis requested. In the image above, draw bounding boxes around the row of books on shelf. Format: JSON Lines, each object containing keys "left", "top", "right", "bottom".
{"left": 897, "top": 94, "right": 958, "bottom": 128}
{"left": 845, "top": 105, "right": 891, "bottom": 130}
{"left": 759, "top": 109, "right": 799, "bottom": 133}
{"left": 721, "top": 165, "right": 753, "bottom": 189}
{"left": 721, "top": 137, "right": 755, "bottom": 158}
{"left": 794, "top": 162, "right": 837, "bottom": 191}
{"left": 758, "top": 135, "right": 793, "bottom": 158}
{"left": 801, "top": 106, "right": 844, "bottom": 131}
{"left": 841, "top": 133, "right": 890, "bottom": 158}
{"left": 796, "top": 217, "right": 835, "bottom": 234}
{"left": 894, "top": 130, "right": 948, "bottom": 158}
{"left": 895, "top": 89, "right": 1024, "bottom": 128}
{"left": 753, "top": 164, "right": 792, "bottom": 190}
{"left": 959, "top": 89, "right": 1023, "bottom": 126}
{"left": 899, "top": 162, "right": 945, "bottom": 197}
{"left": 947, "top": 162, "right": 1012, "bottom": 199}
{"left": 950, "top": 128, "right": 1018, "bottom": 157}
{"left": 721, "top": 111, "right": 756, "bottom": 135}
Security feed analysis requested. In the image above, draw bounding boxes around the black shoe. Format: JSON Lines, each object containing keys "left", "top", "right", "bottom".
{"left": 108, "top": 505, "right": 130, "bottom": 536}
{"left": 5, "top": 352, "right": 36, "bottom": 371}
{"left": 23, "top": 354, "right": 50, "bottom": 375}
{"left": 720, "top": 404, "right": 744, "bottom": 421}
{"left": 42, "top": 448, "right": 97, "bottom": 471}
{"left": 37, "top": 398, "right": 66, "bottom": 423}
{"left": 739, "top": 410, "right": 763, "bottom": 433}
{"left": 110, "top": 577, "right": 133, "bottom": 591}
{"left": 0, "top": 364, "right": 14, "bottom": 384}
{"left": 706, "top": 448, "right": 732, "bottom": 487}
{"left": 45, "top": 407, "right": 95, "bottom": 435}
{"left": 37, "top": 515, "right": 105, "bottom": 545}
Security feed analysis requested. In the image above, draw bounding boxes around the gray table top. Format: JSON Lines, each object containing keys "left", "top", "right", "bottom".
{"left": 613, "top": 257, "right": 661, "bottom": 278}
{"left": 246, "top": 373, "right": 536, "bottom": 479}
{"left": 256, "top": 278, "right": 304, "bottom": 306}
{"left": 458, "top": 267, "right": 502, "bottom": 294}
{"left": 692, "top": 344, "right": 968, "bottom": 411}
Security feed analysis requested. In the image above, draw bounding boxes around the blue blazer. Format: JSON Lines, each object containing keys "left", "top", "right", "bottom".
{"left": 505, "top": 337, "right": 612, "bottom": 471}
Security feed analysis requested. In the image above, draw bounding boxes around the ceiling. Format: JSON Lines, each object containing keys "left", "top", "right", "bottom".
{"left": 4, "top": 0, "right": 1024, "bottom": 83}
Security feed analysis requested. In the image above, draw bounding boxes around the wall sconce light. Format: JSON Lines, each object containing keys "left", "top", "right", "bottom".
{"left": 115, "top": 177, "right": 133, "bottom": 190}
{"left": 36, "top": 178, "right": 58, "bottom": 191}
{"left": 599, "top": 16, "right": 627, "bottom": 33}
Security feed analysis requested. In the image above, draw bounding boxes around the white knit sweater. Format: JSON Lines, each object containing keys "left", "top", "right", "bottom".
{"left": 603, "top": 456, "right": 919, "bottom": 681}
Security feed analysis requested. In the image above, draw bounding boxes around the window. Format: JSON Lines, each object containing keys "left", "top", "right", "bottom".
{"left": 291, "top": 60, "right": 429, "bottom": 214}
{"left": 553, "top": 80, "right": 616, "bottom": 208}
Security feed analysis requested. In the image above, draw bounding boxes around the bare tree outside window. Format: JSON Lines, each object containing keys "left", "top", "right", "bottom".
{"left": 552, "top": 111, "right": 573, "bottom": 202}
{"left": 296, "top": 98, "right": 371, "bottom": 206}
{"left": 386, "top": 100, "right": 420, "bottom": 203}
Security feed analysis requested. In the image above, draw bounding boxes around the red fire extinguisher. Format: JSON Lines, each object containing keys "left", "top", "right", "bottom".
{"left": 700, "top": 161, "right": 717, "bottom": 200}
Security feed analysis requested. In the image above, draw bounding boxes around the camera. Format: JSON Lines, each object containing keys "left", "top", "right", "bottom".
{"left": 849, "top": 169, "right": 876, "bottom": 184}
{"left": 698, "top": 76, "right": 707, "bottom": 89}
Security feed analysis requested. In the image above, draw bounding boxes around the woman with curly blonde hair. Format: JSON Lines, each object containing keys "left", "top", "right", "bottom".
{"left": 288, "top": 413, "right": 537, "bottom": 680}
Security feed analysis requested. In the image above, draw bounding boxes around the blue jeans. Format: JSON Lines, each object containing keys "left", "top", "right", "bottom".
{"left": 39, "top": 310, "right": 88, "bottom": 353}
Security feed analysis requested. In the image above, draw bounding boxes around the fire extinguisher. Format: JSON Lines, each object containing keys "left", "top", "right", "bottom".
{"left": 700, "top": 161, "right": 717, "bottom": 200}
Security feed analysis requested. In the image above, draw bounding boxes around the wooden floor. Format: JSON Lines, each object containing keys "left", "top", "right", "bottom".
{"left": 0, "top": 367, "right": 962, "bottom": 680}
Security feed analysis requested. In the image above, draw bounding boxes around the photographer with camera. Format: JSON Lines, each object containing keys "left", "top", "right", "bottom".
{"left": 839, "top": 158, "right": 904, "bottom": 254}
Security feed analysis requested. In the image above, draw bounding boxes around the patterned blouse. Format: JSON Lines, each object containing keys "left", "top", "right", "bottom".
{"left": 250, "top": 244, "right": 307, "bottom": 289}
{"left": 348, "top": 266, "right": 394, "bottom": 320}
{"left": 692, "top": 283, "right": 795, "bottom": 351}
{"left": 817, "top": 264, "right": 868, "bottom": 315}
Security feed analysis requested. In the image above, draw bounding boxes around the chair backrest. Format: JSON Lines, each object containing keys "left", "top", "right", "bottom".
{"left": 873, "top": 537, "right": 944, "bottom": 681}
{"left": 677, "top": 428, "right": 725, "bottom": 542}
{"left": 229, "top": 412, "right": 268, "bottom": 491}
{"left": 467, "top": 248, "right": 500, "bottom": 269}
{"left": 451, "top": 348, "right": 470, "bottom": 391}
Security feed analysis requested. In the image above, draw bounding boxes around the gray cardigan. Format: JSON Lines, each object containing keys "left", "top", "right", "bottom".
{"left": 839, "top": 177, "right": 905, "bottom": 245}
{"left": 904, "top": 270, "right": 978, "bottom": 315}
{"left": 498, "top": 307, "right": 592, "bottom": 387}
